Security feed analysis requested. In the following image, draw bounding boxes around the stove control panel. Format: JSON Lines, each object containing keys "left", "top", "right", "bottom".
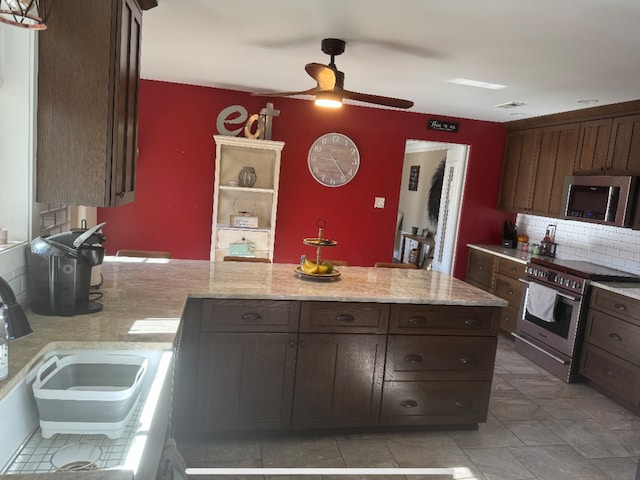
{"left": 524, "top": 265, "right": 585, "bottom": 295}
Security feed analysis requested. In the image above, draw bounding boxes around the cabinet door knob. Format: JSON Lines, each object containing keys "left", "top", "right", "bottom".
{"left": 459, "top": 356, "right": 476, "bottom": 365}
{"left": 614, "top": 303, "right": 627, "bottom": 312}
{"left": 116, "top": 191, "right": 125, "bottom": 198}
{"left": 335, "top": 314, "right": 355, "bottom": 322}
{"left": 409, "top": 316, "right": 426, "bottom": 325}
{"left": 608, "top": 333, "right": 622, "bottom": 342}
{"left": 464, "top": 319, "right": 481, "bottom": 327}
{"left": 241, "top": 312, "right": 262, "bottom": 321}
{"left": 288, "top": 340, "right": 296, "bottom": 348}
{"left": 400, "top": 400, "right": 418, "bottom": 408}
{"left": 404, "top": 354, "right": 423, "bottom": 364}
{"left": 301, "top": 341, "right": 307, "bottom": 348}
{"left": 478, "top": 265, "right": 484, "bottom": 270}
{"left": 604, "top": 369, "right": 616, "bottom": 377}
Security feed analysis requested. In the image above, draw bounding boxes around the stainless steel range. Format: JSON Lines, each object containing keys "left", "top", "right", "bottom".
{"left": 514, "top": 257, "right": 639, "bottom": 382}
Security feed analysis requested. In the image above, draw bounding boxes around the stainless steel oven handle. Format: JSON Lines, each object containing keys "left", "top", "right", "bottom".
{"left": 518, "top": 278, "right": 579, "bottom": 302}
{"left": 512, "top": 332, "right": 570, "bottom": 365}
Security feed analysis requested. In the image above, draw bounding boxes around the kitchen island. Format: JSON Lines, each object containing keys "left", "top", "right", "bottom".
{"left": 2, "top": 258, "right": 507, "bottom": 477}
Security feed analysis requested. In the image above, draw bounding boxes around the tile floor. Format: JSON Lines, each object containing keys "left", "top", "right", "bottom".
{"left": 178, "top": 336, "right": 640, "bottom": 480}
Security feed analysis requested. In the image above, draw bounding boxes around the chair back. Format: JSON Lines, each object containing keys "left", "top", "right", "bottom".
{"left": 223, "top": 256, "right": 271, "bottom": 263}
{"left": 374, "top": 262, "right": 417, "bottom": 269}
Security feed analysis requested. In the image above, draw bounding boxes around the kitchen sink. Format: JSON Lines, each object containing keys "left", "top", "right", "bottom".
{"left": 0, "top": 348, "right": 173, "bottom": 477}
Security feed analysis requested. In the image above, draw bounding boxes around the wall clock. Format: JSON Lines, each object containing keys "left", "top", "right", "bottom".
{"left": 307, "top": 133, "right": 360, "bottom": 187}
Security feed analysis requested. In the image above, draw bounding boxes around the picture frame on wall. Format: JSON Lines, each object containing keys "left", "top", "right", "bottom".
{"left": 408, "top": 165, "right": 420, "bottom": 191}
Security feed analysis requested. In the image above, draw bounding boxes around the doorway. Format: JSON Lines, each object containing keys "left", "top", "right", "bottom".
{"left": 394, "top": 140, "right": 469, "bottom": 275}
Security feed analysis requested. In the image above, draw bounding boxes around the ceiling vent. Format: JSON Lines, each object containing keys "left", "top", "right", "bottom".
{"left": 495, "top": 101, "right": 527, "bottom": 109}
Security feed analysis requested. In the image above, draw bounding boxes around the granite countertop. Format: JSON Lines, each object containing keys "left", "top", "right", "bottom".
{"left": 3, "top": 257, "right": 506, "bottom": 398}
{"left": 590, "top": 281, "right": 640, "bottom": 301}
{"left": 467, "top": 244, "right": 537, "bottom": 264}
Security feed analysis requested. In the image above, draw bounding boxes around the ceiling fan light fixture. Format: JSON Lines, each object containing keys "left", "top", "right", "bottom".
{"left": 315, "top": 90, "right": 342, "bottom": 108}
{"left": 0, "top": 0, "right": 54, "bottom": 30}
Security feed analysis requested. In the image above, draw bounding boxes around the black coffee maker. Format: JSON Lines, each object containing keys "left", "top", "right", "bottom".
{"left": 26, "top": 222, "right": 106, "bottom": 316}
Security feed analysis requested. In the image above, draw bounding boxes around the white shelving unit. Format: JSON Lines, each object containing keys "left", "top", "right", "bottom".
{"left": 210, "top": 135, "right": 284, "bottom": 261}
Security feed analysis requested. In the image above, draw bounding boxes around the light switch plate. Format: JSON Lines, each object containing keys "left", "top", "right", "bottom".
{"left": 374, "top": 197, "right": 385, "bottom": 208}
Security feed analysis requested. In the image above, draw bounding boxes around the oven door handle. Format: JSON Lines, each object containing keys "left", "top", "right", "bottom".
{"left": 518, "top": 279, "right": 579, "bottom": 302}
{"left": 512, "top": 332, "right": 570, "bottom": 365}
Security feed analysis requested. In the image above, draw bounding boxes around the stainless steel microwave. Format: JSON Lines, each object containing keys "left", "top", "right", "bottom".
{"left": 561, "top": 175, "right": 638, "bottom": 227}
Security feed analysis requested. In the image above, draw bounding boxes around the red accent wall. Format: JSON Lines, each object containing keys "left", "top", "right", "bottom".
{"left": 98, "top": 80, "right": 515, "bottom": 278}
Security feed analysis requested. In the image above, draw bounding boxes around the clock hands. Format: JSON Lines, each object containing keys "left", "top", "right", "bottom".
{"left": 320, "top": 155, "right": 346, "bottom": 177}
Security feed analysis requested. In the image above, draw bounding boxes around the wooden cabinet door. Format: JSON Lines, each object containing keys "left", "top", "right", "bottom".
{"left": 575, "top": 119, "right": 613, "bottom": 174}
{"left": 465, "top": 249, "right": 495, "bottom": 291}
{"left": 197, "top": 333, "right": 297, "bottom": 432}
{"left": 292, "top": 334, "right": 385, "bottom": 429}
{"left": 606, "top": 114, "right": 640, "bottom": 175}
{"left": 111, "top": 0, "right": 142, "bottom": 206}
{"left": 498, "top": 130, "right": 540, "bottom": 211}
{"left": 37, "top": 0, "right": 142, "bottom": 207}
{"left": 530, "top": 124, "right": 579, "bottom": 215}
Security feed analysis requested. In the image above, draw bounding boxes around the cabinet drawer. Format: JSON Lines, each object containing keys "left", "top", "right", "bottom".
{"left": 591, "top": 288, "right": 640, "bottom": 326}
{"left": 385, "top": 336, "right": 496, "bottom": 381}
{"left": 389, "top": 305, "right": 500, "bottom": 335}
{"left": 380, "top": 381, "right": 491, "bottom": 425}
{"left": 500, "top": 305, "right": 519, "bottom": 336}
{"left": 494, "top": 275, "right": 525, "bottom": 309}
{"left": 580, "top": 343, "right": 640, "bottom": 409}
{"left": 465, "top": 249, "right": 495, "bottom": 291}
{"left": 496, "top": 257, "right": 526, "bottom": 280}
{"left": 201, "top": 299, "right": 299, "bottom": 332}
{"left": 300, "top": 302, "right": 389, "bottom": 333}
{"left": 584, "top": 310, "right": 640, "bottom": 365}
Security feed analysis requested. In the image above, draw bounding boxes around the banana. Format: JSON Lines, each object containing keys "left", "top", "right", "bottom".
{"left": 301, "top": 258, "right": 319, "bottom": 274}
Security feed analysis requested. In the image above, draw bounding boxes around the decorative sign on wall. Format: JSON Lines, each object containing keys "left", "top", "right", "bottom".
{"left": 216, "top": 103, "right": 280, "bottom": 140}
{"left": 408, "top": 165, "right": 420, "bottom": 191}
{"left": 427, "top": 119, "right": 459, "bottom": 133}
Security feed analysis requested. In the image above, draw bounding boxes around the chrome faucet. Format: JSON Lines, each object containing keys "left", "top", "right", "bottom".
{"left": 0, "top": 276, "right": 32, "bottom": 339}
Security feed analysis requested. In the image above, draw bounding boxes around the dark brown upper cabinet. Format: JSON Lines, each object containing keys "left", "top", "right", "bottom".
{"left": 37, "top": 0, "right": 144, "bottom": 207}
{"left": 497, "top": 129, "right": 540, "bottom": 212}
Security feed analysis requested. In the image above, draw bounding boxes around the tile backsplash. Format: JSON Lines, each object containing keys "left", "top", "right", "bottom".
{"left": 0, "top": 242, "right": 28, "bottom": 306}
{"left": 517, "top": 214, "right": 640, "bottom": 275}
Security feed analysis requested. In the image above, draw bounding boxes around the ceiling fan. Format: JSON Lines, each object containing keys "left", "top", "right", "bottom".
{"left": 253, "top": 38, "right": 414, "bottom": 109}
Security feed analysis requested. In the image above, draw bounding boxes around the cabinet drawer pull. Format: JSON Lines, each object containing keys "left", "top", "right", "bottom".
{"left": 464, "top": 319, "right": 481, "bottom": 327}
{"left": 608, "top": 333, "right": 622, "bottom": 342}
{"left": 335, "top": 313, "right": 355, "bottom": 322}
{"left": 604, "top": 369, "right": 616, "bottom": 377}
{"left": 409, "top": 316, "right": 427, "bottom": 325}
{"left": 404, "top": 354, "right": 423, "bottom": 364}
{"left": 478, "top": 265, "right": 484, "bottom": 270}
{"left": 400, "top": 400, "right": 418, "bottom": 408}
{"left": 508, "top": 290, "right": 514, "bottom": 296}
{"left": 459, "top": 356, "right": 476, "bottom": 365}
{"left": 454, "top": 400, "right": 470, "bottom": 408}
{"left": 241, "top": 312, "right": 263, "bottom": 321}
{"left": 301, "top": 341, "right": 307, "bottom": 348}
{"left": 614, "top": 303, "right": 627, "bottom": 312}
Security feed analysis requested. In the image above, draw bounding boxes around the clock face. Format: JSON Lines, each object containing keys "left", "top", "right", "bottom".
{"left": 307, "top": 133, "right": 360, "bottom": 187}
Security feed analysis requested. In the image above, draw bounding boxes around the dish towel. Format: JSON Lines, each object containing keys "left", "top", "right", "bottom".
{"left": 526, "top": 282, "right": 558, "bottom": 322}
{"left": 157, "top": 438, "right": 187, "bottom": 480}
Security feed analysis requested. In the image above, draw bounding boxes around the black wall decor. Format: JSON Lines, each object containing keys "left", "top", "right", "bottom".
{"left": 427, "top": 119, "right": 459, "bottom": 133}
{"left": 408, "top": 165, "right": 420, "bottom": 191}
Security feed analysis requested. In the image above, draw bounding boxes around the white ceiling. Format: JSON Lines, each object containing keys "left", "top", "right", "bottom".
{"left": 140, "top": 0, "right": 640, "bottom": 123}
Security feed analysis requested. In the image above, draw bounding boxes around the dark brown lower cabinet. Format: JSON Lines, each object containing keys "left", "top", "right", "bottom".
{"left": 197, "top": 332, "right": 297, "bottom": 432}
{"left": 292, "top": 333, "right": 385, "bottom": 429}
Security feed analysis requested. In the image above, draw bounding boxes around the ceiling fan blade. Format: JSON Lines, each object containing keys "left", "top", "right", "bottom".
{"left": 305, "top": 63, "right": 337, "bottom": 91}
{"left": 252, "top": 87, "right": 318, "bottom": 98}
{"left": 340, "top": 88, "right": 414, "bottom": 109}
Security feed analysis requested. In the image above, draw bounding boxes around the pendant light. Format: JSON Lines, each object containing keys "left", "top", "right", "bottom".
{"left": 0, "top": 0, "right": 55, "bottom": 30}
